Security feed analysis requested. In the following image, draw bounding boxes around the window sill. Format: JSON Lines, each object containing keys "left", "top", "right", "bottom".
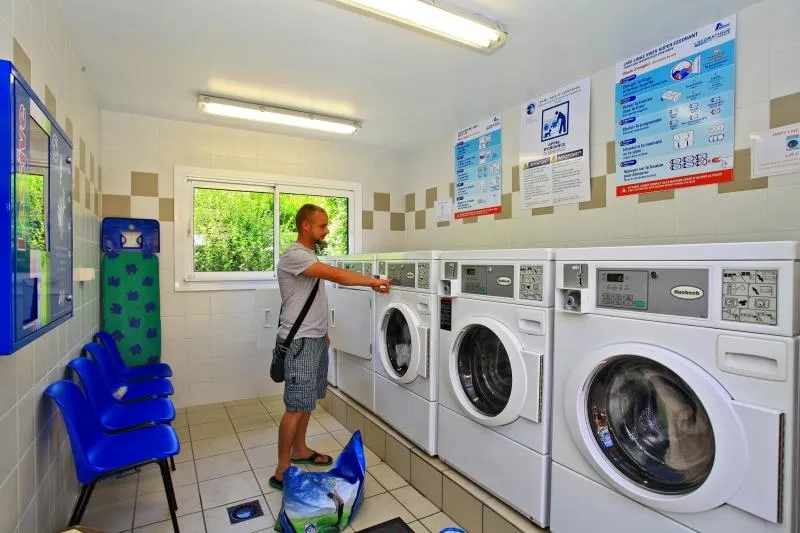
{"left": 174, "top": 276, "right": 280, "bottom": 292}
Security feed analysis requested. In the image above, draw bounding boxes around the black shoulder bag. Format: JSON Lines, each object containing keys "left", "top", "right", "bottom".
{"left": 270, "top": 279, "right": 321, "bottom": 383}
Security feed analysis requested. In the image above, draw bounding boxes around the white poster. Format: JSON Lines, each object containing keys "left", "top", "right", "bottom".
{"left": 434, "top": 199, "right": 453, "bottom": 223}
{"left": 751, "top": 123, "right": 800, "bottom": 179}
{"left": 519, "top": 78, "right": 591, "bottom": 209}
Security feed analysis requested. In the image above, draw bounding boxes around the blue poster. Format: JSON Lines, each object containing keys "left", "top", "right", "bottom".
{"left": 454, "top": 115, "right": 502, "bottom": 219}
{"left": 614, "top": 15, "right": 736, "bottom": 196}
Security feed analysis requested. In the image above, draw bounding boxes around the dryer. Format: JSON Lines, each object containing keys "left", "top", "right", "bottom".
{"left": 437, "top": 249, "right": 556, "bottom": 527}
{"left": 551, "top": 242, "right": 800, "bottom": 533}
{"left": 320, "top": 256, "right": 339, "bottom": 388}
{"left": 374, "top": 251, "right": 441, "bottom": 455}
{"left": 327, "top": 254, "right": 377, "bottom": 411}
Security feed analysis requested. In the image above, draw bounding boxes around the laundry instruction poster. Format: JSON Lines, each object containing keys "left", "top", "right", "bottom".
{"left": 614, "top": 15, "right": 736, "bottom": 196}
{"left": 454, "top": 114, "right": 502, "bottom": 219}
{"left": 519, "top": 78, "right": 591, "bottom": 208}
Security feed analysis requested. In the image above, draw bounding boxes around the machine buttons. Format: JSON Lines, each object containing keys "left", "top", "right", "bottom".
{"left": 519, "top": 264, "right": 544, "bottom": 301}
{"left": 722, "top": 269, "right": 779, "bottom": 326}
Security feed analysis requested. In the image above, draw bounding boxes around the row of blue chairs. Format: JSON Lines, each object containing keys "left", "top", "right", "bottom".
{"left": 45, "top": 332, "right": 182, "bottom": 532}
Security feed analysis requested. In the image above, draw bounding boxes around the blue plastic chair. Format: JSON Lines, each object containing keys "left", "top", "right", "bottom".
{"left": 44, "top": 380, "right": 181, "bottom": 531}
{"left": 94, "top": 331, "right": 173, "bottom": 380}
{"left": 82, "top": 343, "right": 174, "bottom": 400}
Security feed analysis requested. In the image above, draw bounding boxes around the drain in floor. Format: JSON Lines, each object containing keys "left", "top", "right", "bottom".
{"left": 227, "top": 500, "right": 265, "bottom": 525}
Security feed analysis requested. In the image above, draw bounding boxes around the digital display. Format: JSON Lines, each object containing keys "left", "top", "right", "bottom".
{"left": 606, "top": 273, "right": 625, "bottom": 283}
{"left": 466, "top": 268, "right": 475, "bottom": 275}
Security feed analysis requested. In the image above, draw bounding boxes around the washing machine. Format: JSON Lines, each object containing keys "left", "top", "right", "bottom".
{"left": 320, "top": 256, "right": 339, "bottom": 388}
{"left": 374, "top": 251, "right": 441, "bottom": 455}
{"left": 551, "top": 241, "right": 800, "bottom": 533}
{"left": 327, "top": 254, "right": 377, "bottom": 411}
{"left": 437, "top": 249, "right": 556, "bottom": 527}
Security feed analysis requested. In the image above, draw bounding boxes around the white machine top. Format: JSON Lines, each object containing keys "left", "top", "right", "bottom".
{"left": 440, "top": 248, "right": 556, "bottom": 261}
{"left": 556, "top": 241, "right": 799, "bottom": 262}
{"left": 328, "top": 253, "right": 375, "bottom": 263}
{"left": 376, "top": 250, "right": 441, "bottom": 261}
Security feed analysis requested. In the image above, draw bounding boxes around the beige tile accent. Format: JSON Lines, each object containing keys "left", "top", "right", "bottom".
{"left": 512, "top": 165, "right": 520, "bottom": 193}
{"left": 494, "top": 193, "right": 513, "bottom": 220}
{"left": 770, "top": 92, "right": 800, "bottom": 128}
{"left": 606, "top": 140, "right": 616, "bottom": 175}
{"left": 368, "top": 463, "right": 408, "bottom": 491}
{"left": 345, "top": 405, "right": 365, "bottom": 433}
{"left": 420, "top": 512, "right": 462, "bottom": 533}
{"left": 102, "top": 194, "right": 130, "bottom": 218}
{"left": 393, "top": 485, "right": 439, "bottom": 519}
{"left": 638, "top": 189, "right": 675, "bottom": 203}
{"left": 131, "top": 171, "right": 159, "bottom": 197}
{"left": 532, "top": 206, "right": 554, "bottom": 216}
{"left": 332, "top": 395, "right": 347, "bottom": 423}
{"left": 411, "top": 453, "right": 443, "bottom": 507}
{"left": 443, "top": 475, "right": 484, "bottom": 533}
{"left": 386, "top": 434, "right": 412, "bottom": 482}
{"left": 411, "top": 448, "right": 448, "bottom": 472}
{"left": 362, "top": 210, "right": 374, "bottom": 230}
{"left": 484, "top": 497, "right": 547, "bottom": 532}
{"left": 405, "top": 193, "right": 416, "bottom": 213}
{"left": 462, "top": 216, "right": 478, "bottom": 224}
{"left": 390, "top": 212, "right": 406, "bottom": 232}
{"left": 437, "top": 221, "right": 450, "bottom": 228}
{"left": 449, "top": 183, "right": 455, "bottom": 199}
{"left": 425, "top": 187, "right": 437, "bottom": 209}
{"left": 65, "top": 116, "right": 73, "bottom": 143}
{"left": 79, "top": 137, "right": 86, "bottom": 173}
{"left": 85, "top": 181, "right": 90, "bottom": 208}
{"left": 74, "top": 169, "right": 80, "bottom": 199}
{"left": 159, "top": 198, "right": 174, "bottom": 222}
{"left": 364, "top": 419, "right": 386, "bottom": 459}
{"left": 98, "top": 166, "right": 103, "bottom": 190}
{"left": 374, "top": 192, "right": 391, "bottom": 212}
{"left": 94, "top": 191, "right": 101, "bottom": 216}
{"left": 415, "top": 210, "right": 426, "bottom": 230}
{"left": 13, "top": 39, "right": 31, "bottom": 81}
{"left": 718, "top": 148, "right": 768, "bottom": 194}
{"left": 579, "top": 176, "right": 607, "bottom": 210}
{"left": 443, "top": 469, "right": 490, "bottom": 500}
{"left": 90, "top": 153, "right": 95, "bottom": 184}
{"left": 44, "top": 85, "right": 56, "bottom": 117}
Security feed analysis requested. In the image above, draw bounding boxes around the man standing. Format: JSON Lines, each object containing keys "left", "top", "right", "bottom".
{"left": 269, "top": 204, "right": 390, "bottom": 490}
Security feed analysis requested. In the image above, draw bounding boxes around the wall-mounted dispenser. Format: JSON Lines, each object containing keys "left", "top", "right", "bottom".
{"left": 0, "top": 61, "right": 73, "bottom": 355}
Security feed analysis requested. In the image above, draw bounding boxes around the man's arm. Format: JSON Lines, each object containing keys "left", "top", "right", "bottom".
{"left": 302, "top": 262, "right": 390, "bottom": 293}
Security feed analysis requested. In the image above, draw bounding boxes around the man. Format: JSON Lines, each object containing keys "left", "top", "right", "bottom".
{"left": 269, "top": 204, "right": 390, "bottom": 490}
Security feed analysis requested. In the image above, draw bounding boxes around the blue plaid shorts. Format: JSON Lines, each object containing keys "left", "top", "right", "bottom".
{"left": 276, "top": 336, "right": 328, "bottom": 412}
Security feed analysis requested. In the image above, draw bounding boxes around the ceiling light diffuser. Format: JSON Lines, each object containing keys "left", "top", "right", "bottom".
{"left": 197, "top": 95, "right": 361, "bottom": 135}
{"left": 327, "top": 0, "right": 506, "bottom": 51}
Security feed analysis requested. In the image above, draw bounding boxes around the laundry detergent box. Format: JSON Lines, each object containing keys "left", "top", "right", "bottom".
{"left": 277, "top": 431, "right": 366, "bottom": 533}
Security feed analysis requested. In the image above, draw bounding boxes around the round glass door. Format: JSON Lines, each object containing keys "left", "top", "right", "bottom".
{"left": 586, "top": 356, "right": 715, "bottom": 495}
{"left": 384, "top": 308, "right": 413, "bottom": 377}
{"left": 456, "top": 325, "right": 512, "bottom": 417}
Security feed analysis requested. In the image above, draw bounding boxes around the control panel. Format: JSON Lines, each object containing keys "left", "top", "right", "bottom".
{"left": 596, "top": 268, "right": 709, "bottom": 319}
{"left": 519, "top": 264, "right": 544, "bottom": 301}
{"left": 417, "top": 262, "right": 430, "bottom": 289}
{"left": 722, "top": 269, "right": 778, "bottom": 326}
{"left": 342, "top": 261, "right": 364, "bottom": 274}
{"left": 387, "top": 262, "right": 417, "bottom": 288}
{"left": 461, "top": 264, "right": 515, "bottom": 298}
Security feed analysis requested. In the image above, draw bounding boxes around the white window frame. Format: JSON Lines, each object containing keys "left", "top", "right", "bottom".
{"left": 174, "top": 166, "right": 362, "bottom": 292}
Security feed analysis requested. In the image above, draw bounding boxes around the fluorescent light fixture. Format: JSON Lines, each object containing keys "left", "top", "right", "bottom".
{"left": 327, "top": 0, "right": 506, "bottom": 51}
{"left": 197, "top": 95, "right": 361, "bottom": 135}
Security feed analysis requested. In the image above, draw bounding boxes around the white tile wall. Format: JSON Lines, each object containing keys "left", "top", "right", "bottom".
{"left": 398, "top": 0, "right": 800, "bottom": 251}
{"left": 0, "top": 0, "right": 103, "bottom": 530}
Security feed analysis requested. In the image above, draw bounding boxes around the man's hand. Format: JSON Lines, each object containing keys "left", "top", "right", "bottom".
{"left": 371, "top": 278, "right": 392, "bottom": 294}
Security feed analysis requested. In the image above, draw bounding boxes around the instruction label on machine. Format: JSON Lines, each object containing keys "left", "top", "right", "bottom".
{"left": 721, "top": 269, "right": 778, "bottom": 325}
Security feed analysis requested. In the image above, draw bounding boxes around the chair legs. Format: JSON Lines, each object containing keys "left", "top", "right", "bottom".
{"left": 170, "top": 455, "right": 176, "bottom": 471}
{"left": 69, "top": 481, "right": 96, "bottom": 526}
{"left": 159, "top": 459, "right": 181, "bottom": 532}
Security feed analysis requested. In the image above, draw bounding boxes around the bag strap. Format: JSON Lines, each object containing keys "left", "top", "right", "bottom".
{"left": 280, "top": 278, "right": 321, "bottom": 354}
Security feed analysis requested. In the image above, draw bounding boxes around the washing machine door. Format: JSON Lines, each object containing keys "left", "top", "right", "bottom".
{"left": 564, "top": 342, "right": 747, "bottom": 514}
{"left": 379, "top": 303, "right": 427, "bottom": 384}
{"left": 449, "top": 317, "right": 542, "bottom": 427}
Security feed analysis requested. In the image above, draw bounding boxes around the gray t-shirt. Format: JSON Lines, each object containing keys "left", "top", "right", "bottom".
{"left": 277, "top": 242, "right": 328, "bottom": 339}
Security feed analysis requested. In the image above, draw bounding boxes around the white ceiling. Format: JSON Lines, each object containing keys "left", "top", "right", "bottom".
{"left": 58, "top": 0, "right": 758, "bottom": 148}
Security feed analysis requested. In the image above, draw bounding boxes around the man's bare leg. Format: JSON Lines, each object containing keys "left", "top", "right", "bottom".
{"left": 274, "top": 411, "right": 304, "bottom": 481}
{"left": 290, "top": 412, "right": 313, "bottom": 459}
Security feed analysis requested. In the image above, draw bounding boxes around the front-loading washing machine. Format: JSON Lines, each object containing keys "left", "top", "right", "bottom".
{"left": 374, "top": 251, "right": 441, "bottom": 455}
{"left": 551, "top": 241, "right": 800, "bottom": 533}
{"left": 327, "top": 254, "right": 377, "bottom": 412}
{"left": 437, "top": 249, "right": 556, "bottom": 527}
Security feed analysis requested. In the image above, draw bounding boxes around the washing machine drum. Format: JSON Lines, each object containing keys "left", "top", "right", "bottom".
{"left": 456, "top": 325, "right": 512, "bottom": 417}
{"left": 586, "top": 356, "right": 716, "bottom": 494}
{"left": 384, "top": 308, "right": 413, "bottom": 376}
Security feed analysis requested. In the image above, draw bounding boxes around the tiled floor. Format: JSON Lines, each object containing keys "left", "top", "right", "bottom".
{"left": 79, "top": 396, "right": 458, "bottom": 533}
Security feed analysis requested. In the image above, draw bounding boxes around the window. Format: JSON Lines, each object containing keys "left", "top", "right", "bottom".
{"left": 174, "top": 167, "right": 361, "bottom": 291}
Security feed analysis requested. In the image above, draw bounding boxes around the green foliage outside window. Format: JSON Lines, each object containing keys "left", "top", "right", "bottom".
{"left": 193, "top": 187, "right": 349, "bottom": 273}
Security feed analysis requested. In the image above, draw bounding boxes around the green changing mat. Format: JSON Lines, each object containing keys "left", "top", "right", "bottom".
{"left": 102, "top": 252, "right": 161, "bottom": 366}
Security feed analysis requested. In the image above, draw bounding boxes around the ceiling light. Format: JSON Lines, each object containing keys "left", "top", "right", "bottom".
{"left": 326, "top": 0, "right": 506, "bottom": 51}
{"left": 197, "top": 95, "right": 361, "bottom": 135}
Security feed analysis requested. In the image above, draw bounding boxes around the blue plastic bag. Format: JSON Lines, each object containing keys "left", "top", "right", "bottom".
{"left": 277, "top": 431, "right": 366, "bottom": 532}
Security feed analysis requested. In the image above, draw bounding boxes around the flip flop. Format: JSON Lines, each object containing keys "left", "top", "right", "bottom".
{"left": 291, "top": 451, "right": 333, "bottom": 466}
{"left": 268, "top": 476, "right": 284, "bottom": 491}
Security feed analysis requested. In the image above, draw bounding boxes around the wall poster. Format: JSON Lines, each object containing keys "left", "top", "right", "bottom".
{"left": 454, "top": 114, "right": 502, "bottom": 219}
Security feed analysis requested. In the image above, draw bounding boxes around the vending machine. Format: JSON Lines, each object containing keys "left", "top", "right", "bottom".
{"left": 0, "top": 60, "right": 73, "bottom": 355}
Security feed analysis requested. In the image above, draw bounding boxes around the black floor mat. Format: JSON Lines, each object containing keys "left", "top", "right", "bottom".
{"left": 356, "top": 517, "right": 415, "bottom": 533}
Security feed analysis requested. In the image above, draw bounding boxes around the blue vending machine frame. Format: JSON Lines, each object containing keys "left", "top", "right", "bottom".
{"left": 0, "top": 60, "right": 74, "bottom": 355}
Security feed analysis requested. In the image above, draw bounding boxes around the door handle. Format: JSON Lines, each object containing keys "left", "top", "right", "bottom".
{"left": 330, "top": 309, "right": 336, "bottom": 327}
